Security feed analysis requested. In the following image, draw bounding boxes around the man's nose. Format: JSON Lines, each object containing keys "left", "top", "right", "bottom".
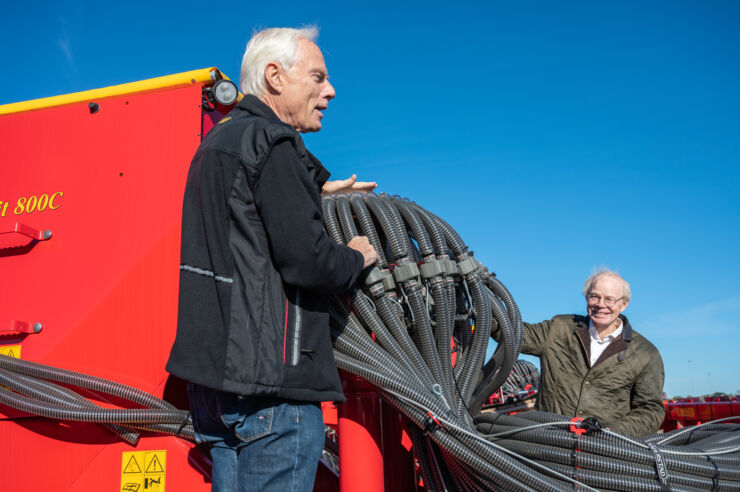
{"left": 324, "top": 81, "right": 336, "bottom": 100}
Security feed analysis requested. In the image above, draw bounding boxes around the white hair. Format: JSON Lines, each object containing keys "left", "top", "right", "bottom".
{"left": 239, "top": 26, "right": 319, "bottom": 97}
{"left": 583, "top": 268, "right": 631, "bottom": 301}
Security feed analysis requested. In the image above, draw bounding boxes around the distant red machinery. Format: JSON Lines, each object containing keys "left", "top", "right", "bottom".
{"left": 662, "top": 396, "right": 740, "bottom": 432}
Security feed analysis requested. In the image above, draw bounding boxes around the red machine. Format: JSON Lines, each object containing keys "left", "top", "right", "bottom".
{"left": 0, "top": 68, "right": 419, "bottom": 492}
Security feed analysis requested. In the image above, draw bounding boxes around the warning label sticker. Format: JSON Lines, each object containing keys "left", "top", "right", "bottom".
{"left": 121, "top": 450, "right": 166, "bottom": 492}
{"left": 0, "top": 345, "right": 21, "bottom": 358}
{"left": 146, "top": 454, "right": 165, "bottom": 473}
{"left": 123, "top": 454, "right": 143, "bottom": 474}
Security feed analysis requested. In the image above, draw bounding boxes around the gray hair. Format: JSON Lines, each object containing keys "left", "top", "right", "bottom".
{"left": 583, "top": 269, "right": 631, "bottom": 301}
{"left": 239, "top": 26, "right": 319, "bottom": 97}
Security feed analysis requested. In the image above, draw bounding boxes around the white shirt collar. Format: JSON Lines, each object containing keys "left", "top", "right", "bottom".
{"left": 588, "top": 318, "right": 622, "bottom": 344}
{"left": 588, "top": 318, "right": 623, "bottom": 366}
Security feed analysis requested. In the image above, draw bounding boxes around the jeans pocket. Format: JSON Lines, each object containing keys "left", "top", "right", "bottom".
{"left": 222, "top": 397, "right": 274, "bottom": 444}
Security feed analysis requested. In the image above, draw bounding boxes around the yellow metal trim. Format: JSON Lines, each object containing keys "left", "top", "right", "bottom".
{"left": 0, "top": 67, "right": 227, "bottom": 116}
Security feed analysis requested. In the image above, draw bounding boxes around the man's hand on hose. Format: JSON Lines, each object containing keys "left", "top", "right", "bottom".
{"left": 347, "top": 236, "right": 378, "bottom": 269}
{"left": 322, "top": 174, "right": 377, "bottom": 195}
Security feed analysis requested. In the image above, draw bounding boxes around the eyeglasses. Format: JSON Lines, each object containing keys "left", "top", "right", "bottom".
{"left": 586, "top": 294, "right": 623, "bottom": 308}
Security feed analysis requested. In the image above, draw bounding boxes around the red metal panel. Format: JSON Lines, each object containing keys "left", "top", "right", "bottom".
{"left": 732, "top": 398, "right": 740, "bottom": 418}
{"left": 697, "top": 402, "right": 713, "bottom": 422}
{"left": 338, "top": 376, "right": 385, "bottom": 492}
{"left": 380, "top": 401, "right": 417, "bottom": 491}
{"left": 0, "top": 85, "right": 208, "bottom": 491}
{"left": 711, "top": 401, "right": 732, "bottom": 420}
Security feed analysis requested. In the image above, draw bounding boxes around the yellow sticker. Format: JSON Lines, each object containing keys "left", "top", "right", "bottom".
{"left": 121, "top": 450, "right": 166, "bottom": 492}
{"left": 0, "top": 345, "right": 21, "bottom": 358}
{"left": 676, "top": 406, "right": 696, "bottom": 419}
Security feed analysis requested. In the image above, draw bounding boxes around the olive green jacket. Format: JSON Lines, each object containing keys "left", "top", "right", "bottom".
{"left": 495, "top": 314, "right": 665, "bottom": 437}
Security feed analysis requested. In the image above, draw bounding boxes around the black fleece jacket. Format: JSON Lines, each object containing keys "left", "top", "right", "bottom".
{"left": 166, "top": 95, "right": 363, "bottom": 402}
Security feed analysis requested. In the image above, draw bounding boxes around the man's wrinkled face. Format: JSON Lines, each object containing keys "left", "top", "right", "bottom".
{"left": 280, "top": 39, "right": 335, "bottom": 133}
{"left": 586, "top": 276, "right": 629, "bottom": 329}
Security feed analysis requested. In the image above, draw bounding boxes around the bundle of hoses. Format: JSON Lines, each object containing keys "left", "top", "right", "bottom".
{"left": 0, "top": 353, "right": 194, "bottom": 444}
{"left": 500, "top": 359, "right": 540, "bottom": 397}
{"left": 323, "top": 192, "right": 740, "bottom": 492}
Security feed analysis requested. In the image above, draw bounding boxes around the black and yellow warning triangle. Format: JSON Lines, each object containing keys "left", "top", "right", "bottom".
{"left": 123, "top": 455, "right": 142, "bottom": 474}
{"left": 146, "top": 455, "right": 164, "bottom": 473}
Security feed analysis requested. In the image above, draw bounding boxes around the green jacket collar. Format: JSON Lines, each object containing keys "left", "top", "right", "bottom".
{"left": 574, "top": 314, "right": 632, "bottom": 367}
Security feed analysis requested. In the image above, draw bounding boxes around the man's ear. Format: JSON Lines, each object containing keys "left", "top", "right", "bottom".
{"left": 264, "top": 62, "right": 282, "bottom": 94}
{"left": 619, "top": 298, "right": 630, "bottom": 313}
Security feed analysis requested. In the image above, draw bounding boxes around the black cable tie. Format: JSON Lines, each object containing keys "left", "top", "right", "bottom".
{"left": 646, "top": 442, "right": 672, "bottom": 491}
{"left": 479, "top": 411, "right": 507, "bottom": 434}
{"left": 570, "top": 464, "right": 579, "bottom": 487}
{"left": 488, "top": 412, "right": 506, "bottom": 426}
{"left": 177, "top": 412, "right": 192, "bottom": 439}
{"left": 705, "top": 454, "right": 719, "bottom": 492}
{"left": 570, "top": 431, "right": 582, "bottom": 468}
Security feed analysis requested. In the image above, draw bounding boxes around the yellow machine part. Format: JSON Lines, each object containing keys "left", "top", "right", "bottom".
{"left": 0, "top": 67, "right": 237, "bottom": 116}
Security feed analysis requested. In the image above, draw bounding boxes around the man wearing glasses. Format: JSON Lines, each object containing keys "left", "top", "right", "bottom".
{"left": 494, "top": 269, "right": 665, "bottom": 437}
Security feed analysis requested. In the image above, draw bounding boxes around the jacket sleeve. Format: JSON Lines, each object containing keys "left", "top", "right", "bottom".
{"left": 491, "top": 318, "right": 552, "bottom": 356}
{"left": 253, "top": 139, "right": 364, "bottom": 293}
{"left": 609, "top": 351, "right": 666, "bottom": 437}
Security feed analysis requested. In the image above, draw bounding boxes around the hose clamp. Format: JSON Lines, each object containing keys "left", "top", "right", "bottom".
{"left": 365, "top": 267, "right": 395, "bottom": 291}
{"left": 419, "top": 259, "right": 446, "bottom": 280}
{"left": 444, "top": 259, "right": 459, "bottom": 277}
{"left": 569, "top": 417, "right": 586, "bottom": 436}
{"left": 456, "top": 257, "right": 480, "bottom": 276}
{"left": 392, "top": 262, "right": 420, "bottom": 284}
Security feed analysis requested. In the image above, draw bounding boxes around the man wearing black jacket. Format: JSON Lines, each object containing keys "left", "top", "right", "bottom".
{"left": 166, "top": 26, "right": 377, "bottom": 492}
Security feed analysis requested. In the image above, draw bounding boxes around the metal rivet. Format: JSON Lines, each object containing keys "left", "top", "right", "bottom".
{"left": 33, "top": 323, "right": 43, "bottom": 333}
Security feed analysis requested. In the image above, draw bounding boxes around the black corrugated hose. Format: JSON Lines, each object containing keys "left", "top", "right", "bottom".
{"left": 324, "top": 192, "right": 740, "bottom": 492}
{"left": 0, "top": 353, "right": 194, "bottom": 442}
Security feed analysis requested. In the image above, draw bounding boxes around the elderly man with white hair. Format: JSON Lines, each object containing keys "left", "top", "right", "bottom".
{"left": 167, "top": 27, "right": 378, "bottom": 491}
{"left": 492, "top": 269, "right": 665, "bottom": 437}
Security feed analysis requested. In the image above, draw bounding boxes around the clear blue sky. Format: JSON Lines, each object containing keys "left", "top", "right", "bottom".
{"left": 2, "top": 1, "right": 738, "bottom": 398}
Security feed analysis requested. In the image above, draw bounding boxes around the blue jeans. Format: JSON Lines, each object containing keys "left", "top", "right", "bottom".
{"left": 187, "top": 384, "right": 325, "bottom": 492}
